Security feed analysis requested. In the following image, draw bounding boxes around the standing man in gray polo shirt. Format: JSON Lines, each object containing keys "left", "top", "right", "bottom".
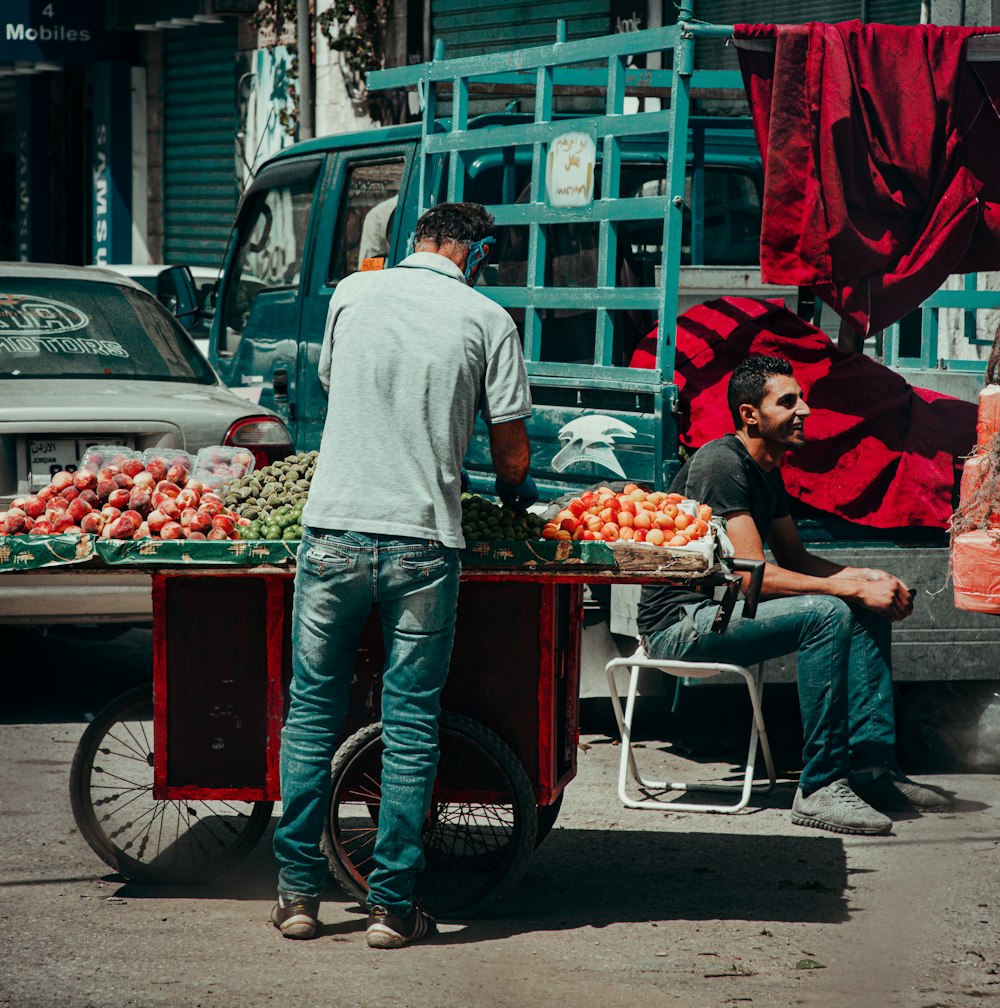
{"left": 271, "top": 202, "right": 536, "bottom": 949}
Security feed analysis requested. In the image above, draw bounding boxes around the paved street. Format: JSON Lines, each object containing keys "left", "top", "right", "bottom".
{"left": 2, "top": 627, "right": 999, "bottom": 1008}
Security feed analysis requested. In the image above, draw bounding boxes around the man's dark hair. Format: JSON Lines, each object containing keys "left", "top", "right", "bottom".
{"left": 413, "top": 202, "right": 496, "bottom": 246}
{"left": 727, "top": 355, "right": 793, "bottom": 428}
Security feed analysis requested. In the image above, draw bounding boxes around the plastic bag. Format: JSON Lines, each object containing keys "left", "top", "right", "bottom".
{"left": 192, "top": 446, "right": 256, "bottom": 491}
{"left": 80, "top": 445, "right": 140, "bottom": 473}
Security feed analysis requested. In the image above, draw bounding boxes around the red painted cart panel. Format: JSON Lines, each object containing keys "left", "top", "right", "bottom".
{"left": 152, "top": 569, "right": 582, "bottom": 807}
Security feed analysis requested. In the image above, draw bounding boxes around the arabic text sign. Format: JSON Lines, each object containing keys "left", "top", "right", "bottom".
{"left": 546, "top": 131, "right": 597, "bottom": 209}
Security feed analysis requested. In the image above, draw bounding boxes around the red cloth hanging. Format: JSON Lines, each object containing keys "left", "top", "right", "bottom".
{"left": 734, "top": 20, "right": 1000, "bottom": 335}
{"left": 629, "top": 296, "right": 976, "bottom": 530}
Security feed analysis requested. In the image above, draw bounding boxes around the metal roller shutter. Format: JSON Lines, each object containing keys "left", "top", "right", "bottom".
{"left": 431, "top": 0, "right": 610, "bottom": 59}
{"left": 696, "top": 2, "right": 920, "bottom": 26}
{"left": 431, "top": 0, "right": 669, "bottom": 115}
{"left": 696, "top": 2, "right": 922, "bottom": 69}
{"left": 866, "top": 1, "right": 923, "bottom": 23}
{"left": 163, "top": 22, "right": 239, "bottom": 268}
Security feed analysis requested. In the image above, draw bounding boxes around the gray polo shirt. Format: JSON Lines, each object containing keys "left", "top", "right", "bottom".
{"left": 303, "top": 251, "right": 532, "bottom": 548}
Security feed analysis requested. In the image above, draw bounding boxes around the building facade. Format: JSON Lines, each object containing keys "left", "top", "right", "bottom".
{"left": 0, "top": 1, "right": 991, "bottom": 272}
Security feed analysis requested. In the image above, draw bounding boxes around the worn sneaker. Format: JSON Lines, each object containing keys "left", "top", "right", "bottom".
{"left": 366, "top": 904, "right": 437, "bottom": 949}
{"left": 852, "top": 773, "right": 953, "bottom": 813}
{"left": 270, "top": 894, "right": 320, "bottom": 939}
{"left": 791, "top": 779, "right": 892, "bottom": 836}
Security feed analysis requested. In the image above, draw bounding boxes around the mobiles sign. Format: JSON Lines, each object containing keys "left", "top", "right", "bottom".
{"left": 1, "top": 1, "right": 112, "bottom": 61}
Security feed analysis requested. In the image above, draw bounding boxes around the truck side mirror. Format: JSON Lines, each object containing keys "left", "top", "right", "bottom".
{"left": 156, "top": 265, "right": 199, "bottom": 331}
{"left": 200, "top": 280, "right": 218, "bottom": 321}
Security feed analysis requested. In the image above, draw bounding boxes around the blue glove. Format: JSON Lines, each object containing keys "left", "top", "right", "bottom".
{"left": 495, "top": 474, "right": 538, "bottom": 513}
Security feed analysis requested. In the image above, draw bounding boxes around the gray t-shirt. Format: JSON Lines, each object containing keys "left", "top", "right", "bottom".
{"left": 303, "top": 251, "right": 531, "bottom": 548}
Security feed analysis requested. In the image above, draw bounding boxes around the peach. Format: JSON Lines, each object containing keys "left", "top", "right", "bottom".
{"left": 73, "top": 469, "right": 98, "bottom": 492}
{"left": 155, "top": 480, "right": 182, "bottom": 498}
{"left": 5, "top": 513, "right": 27, "bottom": 534}
{"left": 67, "top": 498, "right": 92, "bottom": 523}
{"left": 106, "top": 515, "right": 136, "bottom": 539}
{"left": 80, "top": 512, "right": 106, "bottom": 534}
{"left": 108, "top": 488, "right": 131, "bottom": 510}
{"left": 50, "top": 470, "right": 75, "bottom": 493}
{"left": 146, "top": 509, "right": 171, "bottom": 534}
{"left": 145, "top": 458, "right": 168, "bottom": 483}
{"left": 22, "top": 496, "right": 46, "bottom": 518}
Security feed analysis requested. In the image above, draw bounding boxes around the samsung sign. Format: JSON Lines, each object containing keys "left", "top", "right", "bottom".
{"left": 0, "top": 1, "right": 126, "bottom": 61}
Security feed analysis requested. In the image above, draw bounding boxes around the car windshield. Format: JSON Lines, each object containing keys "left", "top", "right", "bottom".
{"left": 0, "top": 278, "right": 216, "bottom": 382}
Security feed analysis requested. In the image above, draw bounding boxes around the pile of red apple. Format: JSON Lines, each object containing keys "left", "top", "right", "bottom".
{"left": 0, "top": 455, "right": 248, "bottom": 541}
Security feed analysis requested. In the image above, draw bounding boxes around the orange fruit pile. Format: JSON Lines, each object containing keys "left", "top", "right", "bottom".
{"left": 541, "top": 484, "right": 712, "bottom": 547}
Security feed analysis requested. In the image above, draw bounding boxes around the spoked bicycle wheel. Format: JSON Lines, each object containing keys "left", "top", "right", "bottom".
{"left": 324, "top": 710, "right": 537, "bottom": 919}
{"left": 69, "top": 685, "right": 273, "bottom": 885}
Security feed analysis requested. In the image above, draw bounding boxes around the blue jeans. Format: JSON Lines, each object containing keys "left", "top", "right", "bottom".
{"left": 643, "top": 595, "right": 896, "bottom": 796}
{"left": 273, "top": 528, "right": 461, "bottom": 914}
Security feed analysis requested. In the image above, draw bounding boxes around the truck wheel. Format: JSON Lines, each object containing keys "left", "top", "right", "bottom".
{"left": 324, "top": 710, "right": 537, "bottom": 920}
{"left": 69, "top": 685, "right": 273, "bottom": 885}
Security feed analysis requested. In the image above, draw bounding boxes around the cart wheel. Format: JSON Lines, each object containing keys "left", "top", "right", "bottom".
{"left": 69, "top": 685, "right": 273, "bottom": 885}
{"left": 324, "top": 710, "right": 537, "bottom": 919}
{"left": 535, "top": 791, "right": 564, "bottom": 848}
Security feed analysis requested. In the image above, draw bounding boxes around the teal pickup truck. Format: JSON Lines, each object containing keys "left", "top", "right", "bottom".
{"left": 206, "top": 14, "right": 1000, "bottom": 688}
{"left": 208, "top": 108, "right": 778, "bottom": 498}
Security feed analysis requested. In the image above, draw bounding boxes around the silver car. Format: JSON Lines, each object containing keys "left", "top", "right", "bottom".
{"left": 0, "top": 261, "right": 293, "bottom": 624}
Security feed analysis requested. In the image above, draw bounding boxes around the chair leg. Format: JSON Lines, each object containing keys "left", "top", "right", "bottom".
{"left": 606, "top": 659, "right": 645, "bottom": 790}
{"left": 606, "top": 657, "right": 776, "bottom": 814}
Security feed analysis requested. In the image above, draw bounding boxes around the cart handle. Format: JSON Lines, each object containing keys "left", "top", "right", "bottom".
{"left": 711, "top": 557, "right": 765, "bottom": 633}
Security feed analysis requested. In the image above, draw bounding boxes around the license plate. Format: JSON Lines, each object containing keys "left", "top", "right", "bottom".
{"left": 28, "top": 439, "right": 81, "bottom": 490}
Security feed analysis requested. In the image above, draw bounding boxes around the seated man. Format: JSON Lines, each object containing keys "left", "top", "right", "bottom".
{"left": 638, "top": 355, "right": 951, "bottom": 835}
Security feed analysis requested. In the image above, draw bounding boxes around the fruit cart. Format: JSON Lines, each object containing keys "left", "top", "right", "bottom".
{"left": 55, "top": 529, "right": 736, "bottom": 920}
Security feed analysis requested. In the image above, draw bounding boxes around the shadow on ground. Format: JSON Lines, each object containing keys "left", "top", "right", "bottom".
{"left": 105, "top": 816, "right": 854, "bottom": 939}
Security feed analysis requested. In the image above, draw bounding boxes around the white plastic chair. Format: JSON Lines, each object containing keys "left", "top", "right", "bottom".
{"left": 605, "top": 648, "right": 776, "bottom": 813}
{"left": 604, "top": 558, "right": 775, "bottom": 813}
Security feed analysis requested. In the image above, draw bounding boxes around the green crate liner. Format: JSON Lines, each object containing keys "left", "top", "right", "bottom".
{"left": 0, "top": 533, "right": 94, "bottom": 571}
{"left": 93, "top": 537, "right": 299, "bottom": 566}
{"left": 0, "top": 533, "right": 714, "bottom": 574}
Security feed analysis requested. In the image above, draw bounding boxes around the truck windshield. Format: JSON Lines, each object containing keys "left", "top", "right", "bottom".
{"left": 0, "top": 279, "right": 216, "bottom": 382}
